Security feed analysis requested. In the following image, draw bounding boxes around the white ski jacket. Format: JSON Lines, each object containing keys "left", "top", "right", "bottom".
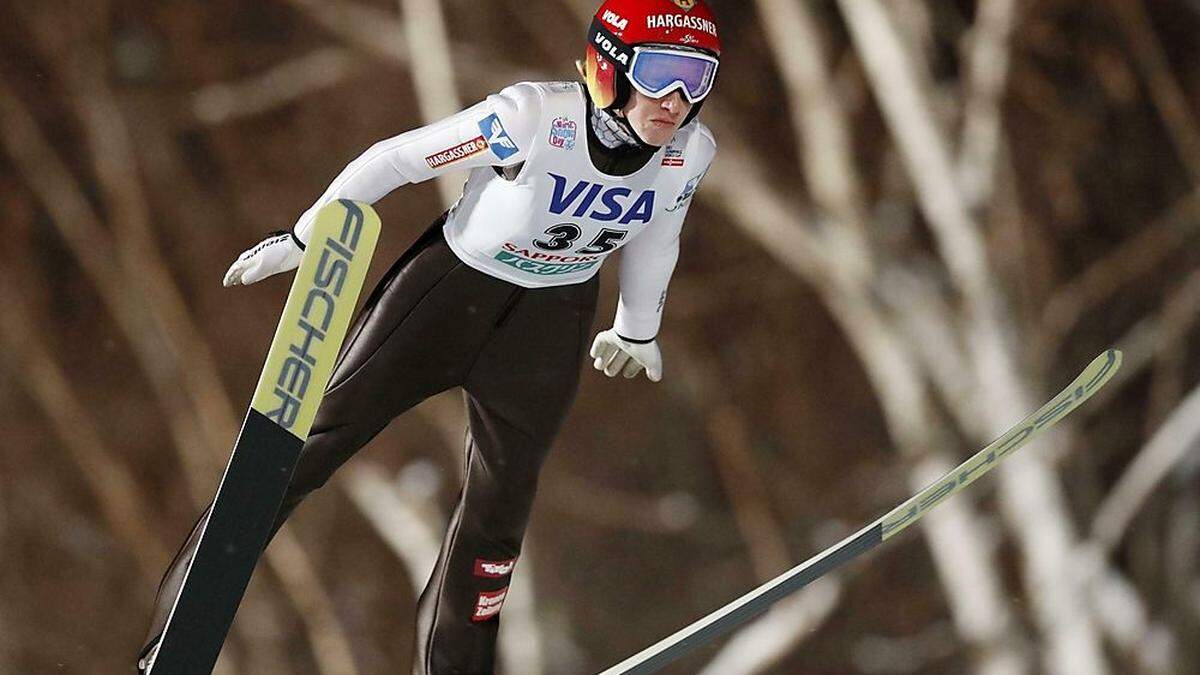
{"left": 292, "top": 81, "right": 715, "bottom": 341}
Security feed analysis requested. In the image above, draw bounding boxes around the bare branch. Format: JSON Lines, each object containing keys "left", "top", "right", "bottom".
{"left": 0, "top": 70, "right": 215, "bottom": 503}
{"left": 398, "top": 0, "right": 468, "bottom": 205}
{"left": 753, "top": 0, "right": 871, "bottom": 245}
{"left": 342, "top": 462, "right": 445, "bottom": 593}
{"left": 696, "top": 580, "right": 841, "bottom": 675}
{"left": 343, "top": 462, "right": 549, "bottom": 675}
{"left": 1038, "top": 189, "right": 1200, "bottom": 360}
{"left": 11, "top": 7, "right": 362, "bottom": 670}
{"left": 836, "top": 0, "right": 990, "bottom": 302}
{"left": 263, "top": 529, "right": 361, "bottom": 675}
{"left": 1104, "top": 0, "right": 1200, "bottom": 181}
{"left": 193, "top": 48, "right": 367, "bottom": 125}
{"left": 694, "top": 127, "right": 831, "bottom": 283}
{"left": 672, "top": 349, "right": 847, "bottom": 674}
{"left": 704, "top": 402, "right": 792, "bottom": 580}
{"left": 543, "top": 474, "right": 703, "bottom": 535}
{"left": 284, "top": 0, "right": 409, "bottom": 64}
{"left": 1142, "top": 267, "right": 1200, "bottom": 434}
{"left": 1092, "top": 380, "right": 1200, "bottom": 552}
{"left": 0, "top": 264, "right": 168, "bottom": 584}
{"left": 284, "top": 0, "right": 534, "bottom": 90}
{"left": 957, "top": 0, "right": 1019, "bottom": 210}
{"left": 1084, "top": 557, "right": 1177, "bottom": 674}
{"left": 838, "top": 1, "right": 1111, "bottom": 671}
{"left": 743, "top": 2, "right": 1029, "bottom": 669}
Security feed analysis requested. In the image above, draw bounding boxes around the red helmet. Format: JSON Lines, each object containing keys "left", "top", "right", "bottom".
{"left": 582, "top": 0, "right": 723, "bottom": 112}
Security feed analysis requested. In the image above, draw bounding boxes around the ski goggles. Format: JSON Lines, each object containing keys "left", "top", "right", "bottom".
{"left": 627, "top": 46, "right": 720, "bottom": 104}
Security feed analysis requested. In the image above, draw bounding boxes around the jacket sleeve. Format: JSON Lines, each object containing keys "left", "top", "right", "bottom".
{"left": 612, "top": 205, "right": 686, "bottom": 342}
{"left": 612, "top": 126, "right": 716, "bottom": 341}
{"left": 293, "top": 82, "right": 543, "bottom": 243}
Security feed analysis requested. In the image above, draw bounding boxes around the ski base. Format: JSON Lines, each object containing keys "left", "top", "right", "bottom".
{"left": 150, "top": 409, "right": 301, "bottom": 674}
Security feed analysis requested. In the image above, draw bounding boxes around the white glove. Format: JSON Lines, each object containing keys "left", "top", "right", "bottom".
{"left": 590, "top": 329, "right": 663, "bottom": 382}
{"left": 223, "top": 231, "right": 304, "bottom": 287}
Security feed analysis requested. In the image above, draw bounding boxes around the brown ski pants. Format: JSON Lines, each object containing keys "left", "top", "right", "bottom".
{"left": 143, "top": 217, "right": 600, "bottom": 674}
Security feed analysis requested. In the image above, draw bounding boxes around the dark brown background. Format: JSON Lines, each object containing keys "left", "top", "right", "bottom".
{"left": 1, "top": 1, "right": 1197, "bottom": 673}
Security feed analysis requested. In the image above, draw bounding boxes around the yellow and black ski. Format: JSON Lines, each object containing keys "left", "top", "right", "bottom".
{"left": 149, "top": 200, "right": 380, "bottom": 675}
{"left": 600, "top": 349, "right": 1122, "bottom": 675}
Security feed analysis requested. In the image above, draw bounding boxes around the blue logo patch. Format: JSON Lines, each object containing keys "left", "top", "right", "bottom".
{"left": 479, "top": 114, "right": 519, "bottom": 161}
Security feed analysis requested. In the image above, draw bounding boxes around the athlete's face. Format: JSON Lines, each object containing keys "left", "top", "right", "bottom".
{"left": 621, "top": 89, "right": 692, "bottom": 147}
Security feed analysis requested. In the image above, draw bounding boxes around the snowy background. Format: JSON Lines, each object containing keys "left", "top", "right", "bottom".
{"left": 1, "top": 0, "right": 1198, "bottom": 673}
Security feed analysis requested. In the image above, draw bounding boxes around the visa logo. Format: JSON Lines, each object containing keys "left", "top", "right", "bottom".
{"left": 547, "top": 173, "right": 655, "bottom": 225}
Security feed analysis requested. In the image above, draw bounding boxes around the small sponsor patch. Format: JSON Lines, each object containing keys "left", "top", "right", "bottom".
{"left": 667, "top": 171, "right": 705, "bottom": 212}
{"left": 474, "top": 557, "right": 517, "bottom": 578}
{"left": 662, "top": 148, "right": 685, "bottom": 167}
{"left": 495, "top": 251, "right": 601, "bottom": 276}
{"left": 425, "top": 136, "right": 489, "bottom": 169}
{"left": 479, "top": 113, "right": 519, "bottom": 161}
{"left": 472, "top": 588, "right": 508, "bottom": 622}
{"left": 549, "top": 117, "right": 578, "bottom": 151}
{"left": 672, "top": 0, "right": 698, "bottom": 10}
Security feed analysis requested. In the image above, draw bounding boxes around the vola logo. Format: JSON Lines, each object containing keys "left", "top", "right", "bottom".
{"left": 602, "top": 9, "right": 628, "bottom": 30}
{"left": 547, "top": 173, "right": 655, "bottom": 225}
{"left": 593, "top": 32, "right": 630, "bottom": 67}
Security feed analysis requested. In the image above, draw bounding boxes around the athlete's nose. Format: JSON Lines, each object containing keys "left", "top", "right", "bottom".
{"left": 660, "top": 90, "right": 687, "bottom": 115}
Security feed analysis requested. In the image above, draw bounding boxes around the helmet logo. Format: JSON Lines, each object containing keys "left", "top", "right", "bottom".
{"left": 593, "top": 31, "right": 630, "bottom": 66}
{"left": 602, "top": 9, "right": 628, "bottom": 31}
{"left": 646, "top": 13, "right": 719, "bottom": 37}
{"left": 681, "top": 34, "right": 700, "bottom": 45}
{"left": 672, "top": 0, "right": 698, "bottom": 10}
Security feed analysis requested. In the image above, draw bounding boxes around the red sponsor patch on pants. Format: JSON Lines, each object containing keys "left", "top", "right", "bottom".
{"left": 473, "top": 587, "right": 508, "bottom": 622}
{"left": 473, "top": 557, "right": 517, "bottom": 578}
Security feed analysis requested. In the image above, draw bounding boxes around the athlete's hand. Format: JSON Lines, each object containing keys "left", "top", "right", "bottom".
{"left": 590, "top": 329, "right": 663, "bottom": 382}
{"left": 223, "top": 231, "right": 304, "bottom": 287}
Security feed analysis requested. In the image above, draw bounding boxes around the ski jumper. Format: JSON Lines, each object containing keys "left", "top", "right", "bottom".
{"left": 142, "top": 81, "right": 715, "bottom": 675}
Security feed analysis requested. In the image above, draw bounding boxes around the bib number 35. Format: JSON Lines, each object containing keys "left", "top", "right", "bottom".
{"left": 534, "top": 224, "right": 627, "bottom": 254}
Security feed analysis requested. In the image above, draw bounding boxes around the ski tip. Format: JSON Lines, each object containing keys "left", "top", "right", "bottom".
{"left": 1078, "top": 349, "right": 1122, "bottom": 396}
{"left": 1095, "top": 348, "right": 1123, "bottom": 377}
